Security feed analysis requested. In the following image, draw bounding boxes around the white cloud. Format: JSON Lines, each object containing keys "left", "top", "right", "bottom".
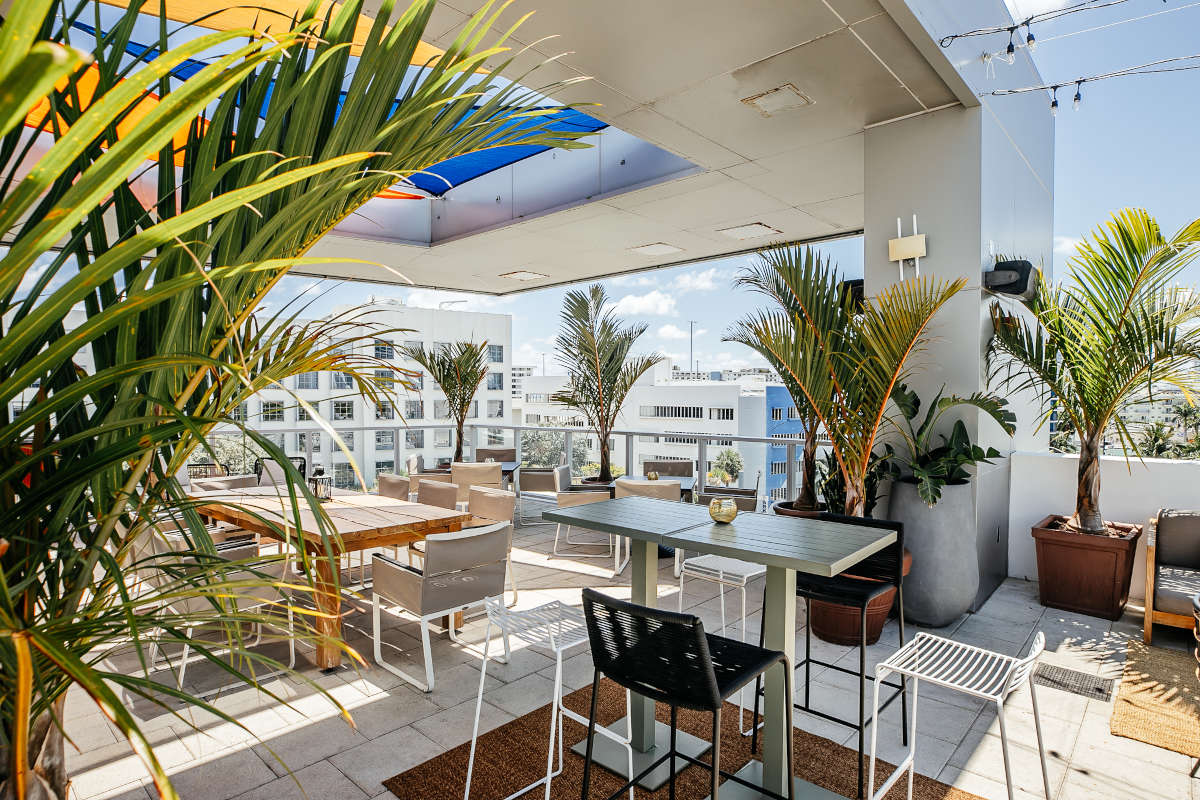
{"left": 671, "top": 267, "right": 726, "bottom": 292}
{"left": 656, "top": 323, "right": 706, "bottom": 340}
{"left": 610, "top": 273, "right": 656, "bottom": 288}
{"left": 1053, "top": 235, "right": 1082, "bottom": 255}
{"left": 610, "top": 290, "right": 677, "bottom": 317}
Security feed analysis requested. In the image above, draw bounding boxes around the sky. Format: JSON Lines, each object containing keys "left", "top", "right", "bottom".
{"left": 266, "top": 0, "right": 1200, "bottom": 375}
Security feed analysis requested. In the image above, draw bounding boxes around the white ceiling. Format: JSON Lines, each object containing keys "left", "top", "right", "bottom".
{"left": 305, "top": 0, "right": 961, "bottom": 294}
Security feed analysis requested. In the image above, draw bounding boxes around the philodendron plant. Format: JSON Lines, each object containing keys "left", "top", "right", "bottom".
{"left": 886, "top": 384, "right": 1016, "bottom": 506}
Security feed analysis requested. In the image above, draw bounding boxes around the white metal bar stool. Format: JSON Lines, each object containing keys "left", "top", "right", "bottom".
{"left": 868, "top": 631, "right": 1051, "bottom": 800}
{"left": 677, "top": 553, "right": 766, "bottom": 734}
{"left": 464, "top": 596, "right": 634, "bottom": 800}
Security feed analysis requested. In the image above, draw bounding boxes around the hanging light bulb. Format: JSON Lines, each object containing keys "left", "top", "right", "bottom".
{"left": 1073, "top": 81, "right": 1083, "bottom": 111}
{"left": 1025, "top": 25, "right": 1036, "bottom": 51}
{"left": 1005, "top": 39, "right": 1016, "bottom": 64}
{"left": 1050, "top": 87, "right": 1059, "bottom": 116}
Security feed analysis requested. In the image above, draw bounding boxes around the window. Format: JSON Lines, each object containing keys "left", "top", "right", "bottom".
{"left": 469, "top": 400, "right": 479, "bottom": 418}
{"left": 435, "top": 429, "right": 452, "bottom": 448}
{"left": 264, "top": 433, "right": 285, "bottom": 449}
{"left": 375, "top": 460, "right": 394, "bottom": 474}
{"left": 231, "top": 402, "right": 247, "bottom": 421}
{"left": 261, "top": 401, "right": 284, "bottom": 422}
{"left": 434, "top": 399, "right": 450, "bottom": 419}
{"left": 376, "top": 400, "right": 394, "bottom": 420}
{"left": 333, "top": 372, "right": 354, "bottom": 390}
{"left": 406, "top": 429, "right": 425, "bottom": 449}
{"left": 525, "top": 393, "right": 550, "bottom": 403}
{"left": 374, "top": 368, "right": 393, "bottom": 389}
{"left": 337, "top": 431, "right": 355, "bottom": 450}
{"left": 487, "top": 399, "right": 504, "bottom": 419}
{"left": 405, "top": 400, "right": 424, "bottom": 420}
{"left": 333, "top": 462, "right": 357, "bottom": 490}
{"left": 297, "top": 403, "right": 313, "bottom": 422}
{"left": 487, "top": 428, "right": 504, "bottom": 445}
{"left": 787, "top": 406, "right": 800, "bottom": 419}
{"left": 376, "top": 430, "right": 394, "bottom": 451}
{"left": 770, "top": 461, "right": 787, "bottom": 475}
{"left": 411, "top": 373, "right": 424, "bottom": 390}
{"left": 374, "top": 339, "right": 394, "bottom": 360}
{"left": 296, "top": 432, "right": 321, "bottom": 452}
{"left": 487, "top": 344, "right": 504, "bottom": 363}
{"left": 486, "top": 372, "right": 504, "bottom": 391}
{"left": 434, "top": 341, "right": 451, "bottom": 350}
{"left": 525, "top": 413, "right": 541, "bottom": 424}
{"left": 709, "top": 407, "right": 734, "bottom": 421}
{"left": 332, "top": 400, "right": 354, "bottom": 420}
{"left": 296, "top": 372, "right": 319, "bottom": 390}
{"left": 771, "top": 407, "right": 783, "bottom": 421}
{"left": 639, "top": 405, "right": 703, "bottom": 419}
{"left": 769, "top": 486, "right": 788, "bottom": 501}
{"left": 403, "top": 339, "right": 423, "bottom": 353}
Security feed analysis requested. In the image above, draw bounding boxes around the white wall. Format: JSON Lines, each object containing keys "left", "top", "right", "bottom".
{"left": 1007, "top": 451, "right": 1200, "bottom": 601}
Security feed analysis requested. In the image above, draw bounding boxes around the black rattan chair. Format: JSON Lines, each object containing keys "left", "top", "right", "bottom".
{"left": 580, "top": 588, "right": 795, "bottom": 800}
{"left": 749, "top": 513, "right": 907, "bottom": 799}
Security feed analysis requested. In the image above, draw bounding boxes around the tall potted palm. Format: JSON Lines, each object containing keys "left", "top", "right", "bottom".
{"left": 727, "top": 244, "right": 964, "bottom": 644}
{"left": 989, "top": 209, "right": 1200, "bottom": 619}
{"left": 0, "top": 1, "right": 594, "bottom": 797}
{"left": 400, "top": 341, "right": 490, "bottom": 462}
{"left": 551, "top": 285, "right": 662, "bottom": 483}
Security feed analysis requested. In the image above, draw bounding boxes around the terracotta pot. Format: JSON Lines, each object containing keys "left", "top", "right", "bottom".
{"left": 1031, "top": 514, "right": 1142, "bottom": 620}
{"left": 771, "top": 500, "right": 823, "bottom": 518}
{"left": 808, "top": 550, "right": 913, "bottom": 646}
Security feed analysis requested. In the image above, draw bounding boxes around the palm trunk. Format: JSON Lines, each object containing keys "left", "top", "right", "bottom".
{"left": 1074, "top": 433, "right": 1104, "bottom": 533}
{"left": 597, "top": 433, "right": 612, "bottom": 483}
{"left": 1, "top": 698, "right": 69, "bottom": 800}
{"left": 453, "top": 418, "right": 465, "bottom": 463}
{"left": 796, "top": 431, "right": 818, "bottom": 510}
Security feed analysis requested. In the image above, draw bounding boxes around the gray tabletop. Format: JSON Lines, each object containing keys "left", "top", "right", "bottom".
{"left": 541, "top": 495, "right": 714, "bottom": 539}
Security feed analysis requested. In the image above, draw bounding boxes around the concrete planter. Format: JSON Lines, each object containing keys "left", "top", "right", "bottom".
{"left": 890, "top": 480, "right": 978, "bottom": 627}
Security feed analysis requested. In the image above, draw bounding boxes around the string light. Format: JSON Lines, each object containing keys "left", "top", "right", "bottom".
{"left": 1026, "top": 25, "right": 1037, "bottom": 51}
{"left": 988, "top": 53, "right": 1200, "bottom": 114}
{"left": 939, "top": 0, "right": 1138, "bottom": 48}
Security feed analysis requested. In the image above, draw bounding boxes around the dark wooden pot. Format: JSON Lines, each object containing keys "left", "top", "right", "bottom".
{"left": 771, "top": 500, "right": 823, "bottom": 518}
{"left": 1032, "top": 514, "right": 1142, "bottom": 620}
{"left": 808, "top": 550, "right": 913, "bottom": 645}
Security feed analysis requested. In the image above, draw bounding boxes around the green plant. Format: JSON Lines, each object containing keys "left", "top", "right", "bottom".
{"left": 400, "top": 341, "right": 490, "bottom": 462}
{"left": 816, "top": 449, "right": 891, "bottom": 518}
{"left": 0, "top": 1, "right": 594, "bottom": 796}
{"left": 580, "top": 462, "right": 625, "bottom": 479}
{"left": 727, "top": 244, "right": 964, "bottom": 516}
{"left": 551, "top": 285, "right": 662, "bottom": 482}
{"left": 520, "top": 428, "right": 588, "bottom": 470}
{"left": 886, "top": 383, "right": 1015, "bottom": 506}
{"left": 712, "top": 448, "right": 743, "bottom": 482}
{"left": 988, "top": 209, "right": 1200, "bottom": 534}
{"left": 1174, "top": 403, "right": 1200, "bottom": 439}
{"left": 1136, "top": 422, "right": 1179, "bottom": 459}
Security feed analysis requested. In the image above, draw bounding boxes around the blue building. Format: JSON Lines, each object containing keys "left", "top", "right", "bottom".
{"left": 763, "top": 385, "right": 807, "bottom": 504}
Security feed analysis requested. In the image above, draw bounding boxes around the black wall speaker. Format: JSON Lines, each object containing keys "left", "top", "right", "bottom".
{"left": 984, "top": 259, "right": 1039, "bottom": 301}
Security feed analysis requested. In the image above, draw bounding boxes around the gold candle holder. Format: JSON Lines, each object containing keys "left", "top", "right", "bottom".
{"left": 708, "top": 497, "right": 738, "bottom": 523}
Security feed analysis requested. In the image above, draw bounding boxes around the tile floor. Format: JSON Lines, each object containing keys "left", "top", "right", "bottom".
{"left": 66, "top": 510, "right": 1200, "bottom": 800}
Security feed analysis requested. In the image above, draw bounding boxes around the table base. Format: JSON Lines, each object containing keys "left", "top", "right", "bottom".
{"left": 570, "top": 720, "right": 711, "bottom": 791}
{"left": 704, "top": 760, "right": 844, "bottom": 800}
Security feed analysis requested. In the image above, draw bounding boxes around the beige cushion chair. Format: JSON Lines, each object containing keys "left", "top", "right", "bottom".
{"left": 450, "top": 461, "right": 503, "bottom": 505}
{"left": 191, "top": 474, "right": 257, "bottom": 492}
{"left": 475, "top": 447, "right": 516, "bottom": 463}
{"left": 468, "top": 486, "right": 520, "bottom": 605}
{"left": 370, "top": 521, "right": 512, "bottom": 692}
{"left": 552, "top": 483, "right": 626, "bottom": 577}
{"left": 642, "top": 459, "right": 694, "bottom": 478}
{"left": 406, "top": 453, "right": 425, "bottom": 475}
{"left": 1144, "top": 508, "right": 1200, "bottom": 643}
{"left": 614, "top": 477, "right": 682, "bottom": 501}
{"left": 377, "top": 474, "right": 411, "bottom": 501}
{"left": 257, "top": 459, "right": 290, "bottom": 487}
{"left": 417, "top": 479, "right": 459, "bottom": 510}
{"left": 516, "top": 466, "right": 561, "bottom": 525}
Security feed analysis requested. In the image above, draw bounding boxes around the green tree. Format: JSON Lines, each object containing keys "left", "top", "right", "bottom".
{"left": 712, "top": 448, "right": 744, "bottom": 483}
{"left": 400, "top": 341, "right": 490, "bottom": 462}
{"left": 1174, "top": 402, "right": 1200, "bottom": 439}
{"left": 520, "top": 429, "right": 588, "bottom": 470}
{"left": 989, "top": 209, "right": 1200, "bottom": 533}
{"left": 551, "top": 285, "right": 662, "bottom": 482}
{"left": 1137, "top": 422, "right": 1179, "bottom": 458}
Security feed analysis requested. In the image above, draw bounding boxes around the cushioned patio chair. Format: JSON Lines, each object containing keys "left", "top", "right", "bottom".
{"left": 1144, "top": 508, "right": 1200, "bottom": 644}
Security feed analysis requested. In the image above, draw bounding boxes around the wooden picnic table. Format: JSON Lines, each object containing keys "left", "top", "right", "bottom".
{"left": 190, "top": 486, "right": 472, "bottom": 670}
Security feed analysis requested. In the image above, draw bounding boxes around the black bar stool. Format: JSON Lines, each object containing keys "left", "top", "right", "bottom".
{"left": 750, "top": 513, "right": 908, "bottom": 799}
{"left": 580, "top": 588, "right": 796, "bottom": 800}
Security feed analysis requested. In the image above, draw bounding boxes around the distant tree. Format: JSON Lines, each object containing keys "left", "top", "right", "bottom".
{"left": 1049, "top": 430, "right": 1077, "bottom": 454}
{"left": 1137, "top": 422, "right": 1178, "bottom": 458}
{"left": 1175, "top": 403, "right": 1200, "bottom": 439}
{"left": 581, "top": 462, "right": 625, "bottom": 479}
{"left": 521, "top": 429, "right": 589, "bottom": 470}
{"left": 400, "top": 341, "right": 490, "bottom": 462}
{"left": 713, "top": 448, "right": 743, "bottom": 482}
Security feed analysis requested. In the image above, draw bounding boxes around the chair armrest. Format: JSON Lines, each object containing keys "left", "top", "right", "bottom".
{"left": 372, "top": 553, "right": 423, "bottom": 612}
{"left": 1145, "top": 514, "right": 1159, "bottom": 630}
{"left": 1146, "top": 512, "right": 1159, "bottom": 550}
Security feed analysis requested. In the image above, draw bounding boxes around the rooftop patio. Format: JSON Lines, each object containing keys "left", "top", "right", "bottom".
{"left": 65, "top": 508, "right": 1199, "bottom": 800}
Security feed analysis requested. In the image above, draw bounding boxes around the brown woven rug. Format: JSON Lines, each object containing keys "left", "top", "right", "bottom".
{"left": 1110, "top": 640, "right": 1200, "bottom": 757}
{"left": 383, "top": 680, "right": 986, "bottom": 799}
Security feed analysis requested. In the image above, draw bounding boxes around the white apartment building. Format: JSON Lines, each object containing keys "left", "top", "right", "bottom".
{"left": 242, "top": 298, "right": 512, "bottom": 489}
{"left": 511, "top": 365, "right": 534, "bottom": 399}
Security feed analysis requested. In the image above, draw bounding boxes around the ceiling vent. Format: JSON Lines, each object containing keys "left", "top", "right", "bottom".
{"left": 628, "top": 242, "right": 683, "bottom": 256}
{"left": 741, "top": 83, "right": 813, "bottom": 117}
{"left": 716, "top": 222, "right": 782, "bottom": 240}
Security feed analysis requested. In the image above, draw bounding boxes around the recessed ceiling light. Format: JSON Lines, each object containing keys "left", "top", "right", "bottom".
{"left": 628, "top": 242, "right": 683, "bottom": 256}
{"left": 716, "top": 222, "right": 782, "bottom": 240}
{"left": 499, "top": 270, "right": 548, "bottom": 281}
{"left": 741, "top": 83, "right": 813, "bottom": 117}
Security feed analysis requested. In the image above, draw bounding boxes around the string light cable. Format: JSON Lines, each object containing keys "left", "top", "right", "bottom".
{"left": 987, "top": 53, "right": 1200, "bottom": 113}
{"left": 940, "top": 0, "right": 1142, "bottom": 50}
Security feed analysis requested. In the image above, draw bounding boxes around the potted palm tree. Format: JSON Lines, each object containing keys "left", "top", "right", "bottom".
{"left": 989, "top": 209, "right": 1200, "bottom": 620}
{"left": 727, "top": 244, "right": 964, "bottom": 644}
{"left": 0, "top": 1, "right": 594, "bottom": 796}
{"left": 551, "top": 285, "right": 662, "bottom": 483}
{"left": 400, "top": 341, "right": 491, "bottom": 462}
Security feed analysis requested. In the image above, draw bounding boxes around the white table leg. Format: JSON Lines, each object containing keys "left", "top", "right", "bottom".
{"left": 761, "top": 565, "right": 796, "bottom": 796}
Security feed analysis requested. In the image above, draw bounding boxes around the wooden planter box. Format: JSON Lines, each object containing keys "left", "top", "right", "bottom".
{"left": 1032, "top": 514, "right": 1142, "bottom": 621}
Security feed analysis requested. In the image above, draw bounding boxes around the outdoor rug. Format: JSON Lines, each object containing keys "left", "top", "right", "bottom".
{"left": 383, "top": 679, "right": 987, "bottom": 799}
{"left": 1110, "top": 639, "right": 1200, "bottom": 757}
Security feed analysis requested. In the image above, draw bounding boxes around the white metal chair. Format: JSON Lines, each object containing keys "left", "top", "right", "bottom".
{"left": 551, "top": 486, "right": 625, "bottom": 578}
{"left": 868, "top": 631, "right": 1051, "bottom": 800}
{"left": 464, "top": 596, "right": 634, "bottom": 800}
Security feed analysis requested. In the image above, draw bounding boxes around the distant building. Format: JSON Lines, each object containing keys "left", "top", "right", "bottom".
{"left": 511, "top": 365, "right": 534, "bottom": 399}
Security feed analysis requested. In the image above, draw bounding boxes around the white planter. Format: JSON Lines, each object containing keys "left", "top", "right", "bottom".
{"left": 890, "top": 480, "right": 978, "bottom": 627}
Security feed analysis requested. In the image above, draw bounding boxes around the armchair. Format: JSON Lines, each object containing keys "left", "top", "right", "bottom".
{"left": 1144, "top": 509, "right": 1200, "bottom": 643}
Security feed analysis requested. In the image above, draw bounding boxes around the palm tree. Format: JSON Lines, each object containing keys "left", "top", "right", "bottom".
{"left": 988, "top": 209, "right": 1200, "bottom": 534}
{"left": 1174, "top": 403, "right": 1200, "bottom": 439}
{"left": 0, "top": 1, "right": 594, "bottom": 796}
{"left": 1137, "top": 422, "right": 1178, "bottom": 459}
{"left": 401, "top": 341, "right": 491, "bottom": 462}
{"left": 551, "top": 285, "right": 663, "bottom": 482}
{"left": 726, "top": 244, "right": 964, "bottom": 516}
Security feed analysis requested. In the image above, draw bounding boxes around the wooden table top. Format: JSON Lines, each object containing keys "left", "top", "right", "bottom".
{"left": 544, "top": 497, "right": 895, "bottom": 578}
{"left": 190, "top": 486, "right": 471, "bottom": 548}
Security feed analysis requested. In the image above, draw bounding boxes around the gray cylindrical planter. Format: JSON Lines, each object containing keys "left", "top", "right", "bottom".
{"left": 890, "top": 480, "right": 978, "bottom": 627}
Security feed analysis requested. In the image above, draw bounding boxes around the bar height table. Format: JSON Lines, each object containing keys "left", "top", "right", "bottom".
{"left": 543, "top": 498, "right": 897, "bottom": 799}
